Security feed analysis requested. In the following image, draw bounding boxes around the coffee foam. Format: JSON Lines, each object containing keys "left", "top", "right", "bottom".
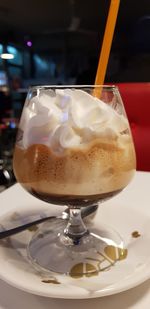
{"left": 20, "top": 89, "right": 129, "bottom": 153}
{"left": 13, "top": 135, "right": 136, "bottom": 196}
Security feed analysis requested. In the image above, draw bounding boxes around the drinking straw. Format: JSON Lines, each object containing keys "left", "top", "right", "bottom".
{"left": 94, "top": 0, "right": 120, "bottom": 90}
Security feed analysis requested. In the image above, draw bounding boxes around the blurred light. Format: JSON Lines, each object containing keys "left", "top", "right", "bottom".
{"left": 26, "top": 40, "right": 32, "bottom": 47}
{"left": 8, "top": 46, "right": 22, "bottom": 65}
{"left": 9, "top": 122, "right": 16, "bottom": 129}
{"left": 0, "top": 53, "right": 14, "bottom": 60}
{"left": 0, "top": 44, "right": 3, "bottom": 53}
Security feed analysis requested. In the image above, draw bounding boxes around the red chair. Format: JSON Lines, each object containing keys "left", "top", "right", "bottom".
{"left": 115, "top": 83, "right": 150, "bottom": 171}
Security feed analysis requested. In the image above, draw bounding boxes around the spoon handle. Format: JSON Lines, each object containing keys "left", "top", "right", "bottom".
{"left": 0, "top": 205, "right": 98, "bottom": 239}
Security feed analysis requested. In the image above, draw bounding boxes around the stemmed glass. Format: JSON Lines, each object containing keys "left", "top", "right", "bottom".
{"left": 13, "top": 85, "right": 136, "bottom": 276}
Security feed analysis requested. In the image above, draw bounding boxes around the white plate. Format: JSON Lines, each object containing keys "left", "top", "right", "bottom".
{"left": 0, "top": 172, "right": 150, "bottom": 299}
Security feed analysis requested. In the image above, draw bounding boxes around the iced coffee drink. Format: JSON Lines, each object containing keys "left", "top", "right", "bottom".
{"left": 13, "top": 87, "right": 136, "bottom": 206}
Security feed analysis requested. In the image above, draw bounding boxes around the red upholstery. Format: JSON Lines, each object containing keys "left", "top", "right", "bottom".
{"left": 115, "top": 83, "right": 150, "bottom": 171}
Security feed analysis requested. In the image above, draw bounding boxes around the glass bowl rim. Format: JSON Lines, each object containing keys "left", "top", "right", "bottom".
{"left": 29, "top": 84, "right": 119, "bottom": 92}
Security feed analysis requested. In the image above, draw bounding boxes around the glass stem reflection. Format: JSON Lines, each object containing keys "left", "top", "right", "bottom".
{"left": 64, "top": 207, "right": 88, "bottom": 241}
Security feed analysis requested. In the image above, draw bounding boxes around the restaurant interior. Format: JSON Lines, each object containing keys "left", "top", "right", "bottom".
{"left": 0, "top": 0, "right": 150, "bottom": 192}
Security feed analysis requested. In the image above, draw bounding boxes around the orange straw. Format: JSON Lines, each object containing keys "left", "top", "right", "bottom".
{"left": 94, "top": 0, "right": 120, "bottom": 90}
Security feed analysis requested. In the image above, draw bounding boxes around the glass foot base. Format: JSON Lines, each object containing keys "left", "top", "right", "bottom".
{"left": 27, "top": 219, "right": 127, "bottom": 277}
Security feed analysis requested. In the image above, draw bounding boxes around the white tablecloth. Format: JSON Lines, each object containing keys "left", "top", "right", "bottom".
{"left": 0, "top": 171, "right": 150, "bottom": 308}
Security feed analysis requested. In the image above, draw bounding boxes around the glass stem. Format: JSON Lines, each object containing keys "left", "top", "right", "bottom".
{"left": 64, "top": 207, "right": 88, "bottom": 240}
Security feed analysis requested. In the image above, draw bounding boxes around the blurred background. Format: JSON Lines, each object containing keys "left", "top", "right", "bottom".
{"left": 0, "top": 0, "right": 150, "bottom": 191}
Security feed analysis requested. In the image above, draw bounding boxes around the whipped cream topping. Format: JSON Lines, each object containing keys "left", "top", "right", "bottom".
{"left": 20, "top": 89, "right": 129, "bottom": 152}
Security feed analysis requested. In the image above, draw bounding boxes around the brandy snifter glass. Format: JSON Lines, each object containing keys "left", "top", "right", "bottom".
{"left": 13, "top": 85, "right": 136, "bottom": 276}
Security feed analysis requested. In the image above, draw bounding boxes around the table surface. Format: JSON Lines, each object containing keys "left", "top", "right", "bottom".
{"left": 0, "top": 171, "right": 150, "bottom": 309}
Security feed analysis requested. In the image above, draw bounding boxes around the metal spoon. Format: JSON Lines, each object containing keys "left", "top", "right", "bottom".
{"left": 0, "top": 205, "right": 98, "bottom": 239}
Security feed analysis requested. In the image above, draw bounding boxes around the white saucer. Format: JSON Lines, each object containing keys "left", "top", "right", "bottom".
{"left": 0, "top": 173, "right": 150, "bottom": 299}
